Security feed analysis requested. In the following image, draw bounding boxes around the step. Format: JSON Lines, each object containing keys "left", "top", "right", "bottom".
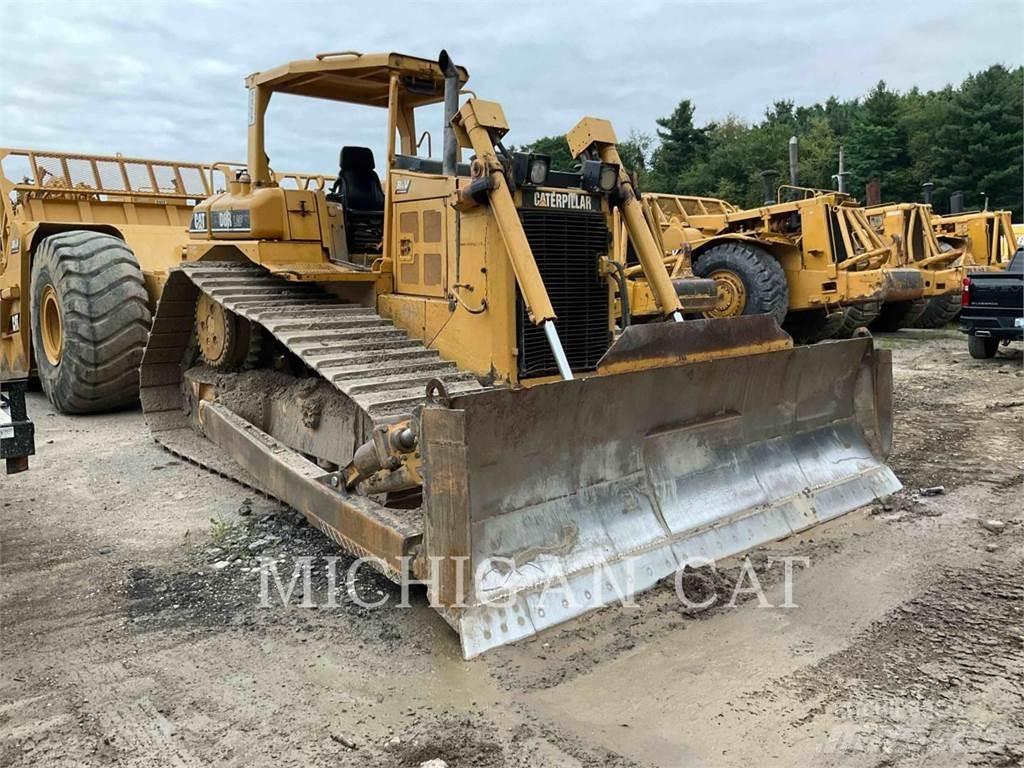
{"left": 358, "top": 378, "right": 481, "bottom": 408}
{"left": 280, "top": 328, "right": 406, "bottom": 347}
{"left": 296, "top": 339, "right": 427, "bottom": 357}
{"left": 338, "top": 366, "right": 469, "bottom": 394}
{"left": 267, "top": 317, "right": 391, "bottom": 333}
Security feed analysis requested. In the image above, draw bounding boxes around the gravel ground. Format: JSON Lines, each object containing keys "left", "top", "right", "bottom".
{"left": 1, "top": 330, "right": 1021, "bottom": 767}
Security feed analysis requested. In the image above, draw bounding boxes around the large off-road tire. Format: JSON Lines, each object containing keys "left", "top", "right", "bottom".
{"left": 915, "top": 240, "right": 962, "bottom": 328}
{"left": 833, "top": 302, "right": 882, "bottom": 339}
{"left": 30, "top": 231, "right": 151, "bottom": 413}
{"left": 869, "top": 299, "right": 929, "bottom": 332}
{"left": 913, "top": 293, "right": 962, "bottom": 329}
{"left": 694, "top": 241, "right": 789, "bottom": 325}
{"left": 967, "top": 335, "right": 999, "bottom": 359}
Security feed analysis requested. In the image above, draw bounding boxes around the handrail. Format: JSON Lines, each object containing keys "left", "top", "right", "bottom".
{"left": 416, "top": 131, "right": 432, "bottom": 158}
{"left": 208, "top": 161, "right": 245, "bottom": 193}
{"left": 1, "top": 147, "right": 332, "bottom": 202}
{"left": 1, "top": 147, "right": 213, "bottom": 201}
{"left": 775, "top": 184, "right": 834, "bottom": 203}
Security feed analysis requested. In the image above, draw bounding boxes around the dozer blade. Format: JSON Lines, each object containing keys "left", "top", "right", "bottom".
{"left": 420, "top": 324, "right": 899, "bottom": 658}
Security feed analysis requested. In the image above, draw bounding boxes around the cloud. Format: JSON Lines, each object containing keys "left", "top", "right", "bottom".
{"left": 1, "top": 0, "right": 1020, "bottom": 174}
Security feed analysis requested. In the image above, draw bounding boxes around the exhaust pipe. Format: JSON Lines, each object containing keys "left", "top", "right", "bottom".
{"left": 760, "top": 169, "right": 779, "bottom": 205}
{"left": 439, "top": 50, "right": 460, "bottom": 176}
{"left": 833, "top": 146, "right": 849, "bottom": 194}
{"left": 866, "top": 180, "right": 881, "bottom": 206}
{"left": 788, "top": 136, "right": 799, "bottom": 187}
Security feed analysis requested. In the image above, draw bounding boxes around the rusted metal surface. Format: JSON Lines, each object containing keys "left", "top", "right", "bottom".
{"left": 671, "top": 277, "right": 718, "bottom": 313}
{"left": 199, "top": 401, "right": 420, "bottom": 579}
{"left": 880, "top": 267, "right": 925, "bottom": 302}
{"left": 419, "top": 336, "right": 899, "bottom": 658}
{"left": 597, "top": 315, "right": 793, "bottom": 375}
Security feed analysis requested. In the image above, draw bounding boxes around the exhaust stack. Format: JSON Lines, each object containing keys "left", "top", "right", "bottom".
{"left": 832, "top": 146, "right": 849, "bottom": 194}
{"left": 788, "top": 135, "right": 799, "bottom": 187}
{"left": 439, "top": 50, "right": 460, "bottom": 176}
{"left": 760, "top": 169, "right": 779, "bottom": 205}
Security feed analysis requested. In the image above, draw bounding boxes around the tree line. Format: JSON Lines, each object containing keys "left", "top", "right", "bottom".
{"left": 522, "top": 64, "right": 1023, "bottom": 219}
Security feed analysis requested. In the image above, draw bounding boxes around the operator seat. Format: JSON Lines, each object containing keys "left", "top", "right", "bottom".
{"left": 326, "top": 146, "right": 385, "bottom": 254}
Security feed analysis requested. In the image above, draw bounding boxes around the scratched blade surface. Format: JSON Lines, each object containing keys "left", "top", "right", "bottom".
{"left": 424, "top": 336, "right": 900, "bottom": 658}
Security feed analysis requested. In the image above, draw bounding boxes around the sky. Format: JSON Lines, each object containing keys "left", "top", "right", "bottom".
{"left": 1, "top": 0, "right": 1021, "bottom": 176}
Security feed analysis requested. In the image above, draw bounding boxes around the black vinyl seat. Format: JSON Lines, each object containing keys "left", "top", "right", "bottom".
{"left": 326, "top": 146, "right": 384, "bottom": 254}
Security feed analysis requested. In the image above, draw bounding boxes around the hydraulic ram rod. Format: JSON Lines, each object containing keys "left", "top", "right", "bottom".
{"left": 454, "top": 98, "right": 573, "bottom": 379}
{"left": 566, "top": 117, "right": 683, "bottom": 321}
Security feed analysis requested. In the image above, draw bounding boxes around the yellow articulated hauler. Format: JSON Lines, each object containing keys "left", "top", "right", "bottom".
{"left": 141, "top": 50, "right": 900, "bottom": 657}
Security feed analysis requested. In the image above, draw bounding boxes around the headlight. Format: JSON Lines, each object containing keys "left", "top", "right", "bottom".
{"left": 211, "top": 209, "right": 251, "bottom": 231}
{"left": 528, "top": 155, "right": 550, "bottom": 185}
{"left": 581, "top": 159, "right": 620, "bottom": 193}
{"left": 189, "top": 210, "right": 208, "bottom": 232}
{"left": 598, "top": 162, "right": 620, "bottom": 192}
{"left": 511, "top": 152, "right": 551, "bottom": 186}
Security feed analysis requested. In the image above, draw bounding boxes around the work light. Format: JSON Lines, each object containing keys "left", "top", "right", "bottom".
{"left": 528, "top": 155, "right": 550, "bottom": 185}
{"left": 598, "top": 162, "right": 619, "bottom": 192}
{"left": 581, "top": 160, "right": 620, "bottom": 193}
{"left": 511, "top": 152, "right": 551, "bottom": 186}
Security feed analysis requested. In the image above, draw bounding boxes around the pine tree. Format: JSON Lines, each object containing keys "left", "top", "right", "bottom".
{"left": 845, "top": 81, "right": 914, "bottom": 202}
{"left": 515, "top": 64, "right": 1023, "bottom": 218}
{"left": 649, "top": 100, "right": 707, "bottom": 192}
{"left": 932, "top": 65, "right": 1023, "bottom": 217}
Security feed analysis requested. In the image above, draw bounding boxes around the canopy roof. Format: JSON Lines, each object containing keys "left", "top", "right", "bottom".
{"left": 246, "top": 51, "right": 470, "bottom": 109}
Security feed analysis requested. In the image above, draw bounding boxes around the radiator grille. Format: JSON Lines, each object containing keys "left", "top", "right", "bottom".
{"left": 517, "top": 209, "right": 611, "bottom": 378}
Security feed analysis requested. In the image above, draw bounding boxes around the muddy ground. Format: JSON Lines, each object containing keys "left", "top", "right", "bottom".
{"left": 2, "top": 329, "right": 1021, "bottom": 768}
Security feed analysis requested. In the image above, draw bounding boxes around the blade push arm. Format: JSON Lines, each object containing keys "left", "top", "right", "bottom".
{"left": 452, "top": 99, "right": 574, "bottom": 379}
{"left": 567, "top": 117, "right": 683, "bottom": 321}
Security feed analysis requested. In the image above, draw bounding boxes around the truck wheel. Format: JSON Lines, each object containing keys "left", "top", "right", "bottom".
{"left": 833, "top": 302, "right": 881, "bottom": 339}
{"left": 694, "top": 242, "right": 788, "bottom": 324}
{"left": 869, "top": 299, "right": 929, "bottom": 332}
{"left": 30, "top": 231, "right": 151, "bottom": 413}
{"left": 967, "top": 335, "right": 999, "bottom": 359}
{"left": 913, "top": 294, "right": 961, "bottom": 329}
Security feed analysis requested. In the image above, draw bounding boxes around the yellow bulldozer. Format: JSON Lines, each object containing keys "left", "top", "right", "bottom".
{"left": 0, "top": 147, "right": 329, "bottom": 412}
{"left": 613, "top": 187, "right": 906, "bottom": 342}
{"left": 139, "top": 50, "right": 899, "bottom": 657}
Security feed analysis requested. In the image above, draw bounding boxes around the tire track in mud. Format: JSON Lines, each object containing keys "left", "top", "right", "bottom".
{"left": 760, "top": 548, "right": 1024, "bottom": 766}
{"left": 68, "top": 662, "right": 205, "bottom": 768}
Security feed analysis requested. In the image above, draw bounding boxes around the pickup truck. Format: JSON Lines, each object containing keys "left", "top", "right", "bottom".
{"left": 960, "top": 247, "right": 1024, "bottom": 359}
{"left": 1, "top": 380, "right": 34, "bottom": 473}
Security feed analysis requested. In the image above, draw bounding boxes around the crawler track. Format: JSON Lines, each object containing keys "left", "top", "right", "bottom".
{"left": 139, "top": 261, "right": 483, "bottom": 491}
